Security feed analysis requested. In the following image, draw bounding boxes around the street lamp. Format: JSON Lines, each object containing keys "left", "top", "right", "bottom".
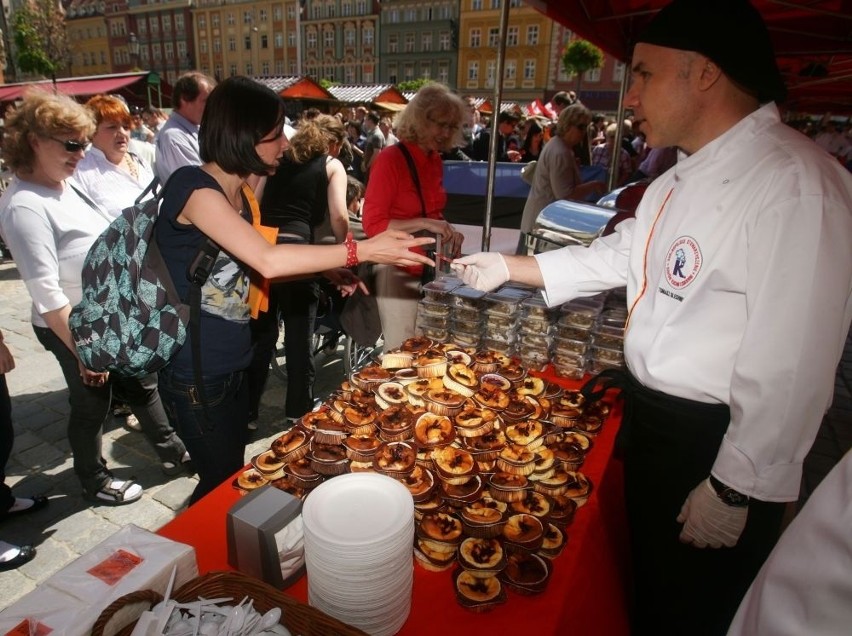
{"left": 128, "top": 32, "right": 140, "bottom": 71}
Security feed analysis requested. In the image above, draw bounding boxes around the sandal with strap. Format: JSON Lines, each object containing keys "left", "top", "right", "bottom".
{"left": 83, "top": 479, "right": 143, "bottom": 506}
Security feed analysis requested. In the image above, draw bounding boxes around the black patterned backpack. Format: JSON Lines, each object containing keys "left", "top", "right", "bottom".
{"left": 70, "top": 179, "right": 219, "bottom": 378}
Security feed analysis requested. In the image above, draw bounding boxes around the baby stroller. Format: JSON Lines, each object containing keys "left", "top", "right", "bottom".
{"left": 271, "top": 211, "right": 383, "bottom": 381}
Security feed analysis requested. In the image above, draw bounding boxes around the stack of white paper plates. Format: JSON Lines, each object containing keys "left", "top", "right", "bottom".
{"left": 302, "top": 472, "right": 415, "bottom": 636}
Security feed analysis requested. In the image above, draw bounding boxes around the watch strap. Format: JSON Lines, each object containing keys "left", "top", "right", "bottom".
{"left": 709, "top": 475, "right": 750, "bottom": 507}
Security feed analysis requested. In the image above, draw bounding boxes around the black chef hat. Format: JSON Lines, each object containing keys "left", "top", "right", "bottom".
{"left": 636, "top": 0, "right": 786, "bottom": 104}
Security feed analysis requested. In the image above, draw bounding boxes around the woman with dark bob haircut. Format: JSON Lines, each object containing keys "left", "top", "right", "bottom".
{"left": 155, "top": 76, "right": 434, "bottom": 503}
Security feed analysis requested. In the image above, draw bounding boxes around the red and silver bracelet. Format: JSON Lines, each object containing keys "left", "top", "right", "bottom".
{"left": 344, "top": 232, "right": 359, "bottom": 268}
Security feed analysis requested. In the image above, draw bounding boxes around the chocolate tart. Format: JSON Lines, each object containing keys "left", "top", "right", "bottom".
{"left": 539, "top": 522, "right": 567, "bottom": 559}
{"left": 413, "top": 412, "right": 456, "bottom": 449}
{"left": 454, "top": 569, "right": 507, "bottom": 612}
{"left": 502, "top": 513, "right": 545, "bottom": 551}
{"left": 342, "top": 433, "right": 382, "bottom": 463}
{"left": 399, "top": 465, "right": 436, "bottom": 502}
{"left": 251, "top": 450, "right": 285, "bottom": 480}
{"left": 440, "top": 474, "right": 485, "bottom": 506}
{"left": 442, "top": 363, "right": 479, "bottom": 397}
{"left": 372, "top": 440, "right": 417, "bottom": 478}
{"left": 399, "top": 336, "right": 435, "bottom": 354}
{"left": 496, "top": 443, "right": 537, "bottom": 476}
{"left": 415, "top": 348, "right": 448, "bottom": 378}
{"left": 548, "top": 494, "right": 578, "bottom": 527}
{"left": 487, "top": 471, "right": 529, "bottom": 503}
{"left": 504, "top": 421, "right": 545, "bottom": 450}
{"left": 463, "top": 428, "right": 507, "bottom": 462}
{"left": 234, "top": 467, "right": 268, "bottom": 492}
{"left": 457, "top": 537, "right": 507, "bottom": 576}
{"left": 431, "top": 446, "right": 478, "bottom": 486}
{"left": 414, "top": 538, "right": 458, "bottom": 572}
{"left": 308, "top": 442, "right": 350, "bottom": 476}
{"left": 417, "top": 511, "right": 464, "bottom": 544}
{"left": 374, "top": 381, "right": 409, "bottom": 410}
{"left": 424, "top": 388, "right": 466, "bottom": 416}
{"left": 381, "top": 350, "right": 414, "bottom": 369}
{"left": 270, "top": 427, "right": 310, "bottom": 461}
{"left": 510, "top": 490, "right": 552, "bottom": 520}
{"left": 499, "top": 545, "right": 551, "bottom": 595}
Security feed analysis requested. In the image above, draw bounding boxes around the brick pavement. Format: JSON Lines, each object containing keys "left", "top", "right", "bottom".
{"left": 0, "top": 260, "right": 349, "bottom": 609}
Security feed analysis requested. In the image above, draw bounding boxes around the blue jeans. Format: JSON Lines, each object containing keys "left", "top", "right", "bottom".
{"left": 34, "top": 325, "right": 186, "bottom": 493}
{"left": 158, "top": 368, "right": 248, "bottom": 504}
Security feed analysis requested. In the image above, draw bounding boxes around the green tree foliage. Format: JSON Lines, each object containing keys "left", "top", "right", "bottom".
{"left": 13, "top": 0, "right": 70, "bottom": 82}
{"left": 396, "top": 78, "right": 432, "bottom": 93}
{"left": 561, "top": 39, "right": 605, "bottom": 94}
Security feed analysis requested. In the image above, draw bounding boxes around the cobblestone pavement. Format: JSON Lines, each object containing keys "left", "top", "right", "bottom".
{"left": 0, "top": 260, "right": 350, "bottom": 609}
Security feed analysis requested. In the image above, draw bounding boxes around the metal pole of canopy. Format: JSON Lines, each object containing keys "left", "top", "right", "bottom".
{"left": 607, "top": 66, "right": 631, "bottom": 191}
{"left": 481, "top": 0, "right": 511, "bottom": 252}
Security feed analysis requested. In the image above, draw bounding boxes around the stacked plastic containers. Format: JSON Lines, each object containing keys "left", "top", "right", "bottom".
{"left": 415, "top": 279, "right": 627, "bottom": 378}
{"left": 552, "top": 289, "right": 627, "bottom": 378}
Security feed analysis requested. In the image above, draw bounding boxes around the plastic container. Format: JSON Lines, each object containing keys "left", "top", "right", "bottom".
{"left": 558, "top": 303, "right": 600, "bottom": 329}
{"left": 483, "top": 313, "right": 518, "bottom": 332}
{"left": 451, "top": 286, "right": 487, "bottom": 309}
{"left": 518, "top": 346, "right": 550, "bottom": 371}
{"left": 520, "top": 296, "right": 553, "bottom": 321}
{"left": 591, "top": 325, "right": 624, "bottom": 350}
{"left": 553, "top": 336, "right": 589, "bottom": 356}
{"left": 417, "top": 300, "right": 451, "bottom": 318}
{"left": 519, "top": 316, "right": 552, "bottom": 335}
{"left": 421, "top": 279, "right": 461, "bottom": 303}
{"left": 589, "top": 344, "right": 624, "bottom": 364}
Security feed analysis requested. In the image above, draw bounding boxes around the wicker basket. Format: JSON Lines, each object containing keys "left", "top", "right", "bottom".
{"left": 92, "top": 570, "right": 368, "bottom": 636}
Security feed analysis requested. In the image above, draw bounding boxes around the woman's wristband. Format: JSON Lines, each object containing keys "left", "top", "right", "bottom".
{"left": 344, "top": 232, "right": 359, "bottom": 268}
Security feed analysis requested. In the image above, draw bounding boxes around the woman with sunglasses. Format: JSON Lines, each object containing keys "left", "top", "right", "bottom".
{"left": 361, "top": 83, "right": 467, "bottom": 351}
{"left": 518, "top": 104, "right": 608, "bottom": 249}
{"left": 154, "top": 76, "right": 434, "bottom": 503}
{"left": 0, "top": 90, "right": 157, "bottom": 506}
{"left": 74, "top": 94, "right": 156, "bottom": 216}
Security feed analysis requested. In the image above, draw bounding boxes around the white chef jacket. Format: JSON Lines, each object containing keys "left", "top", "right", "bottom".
{"left": 726, "top": 448, "right": 852, "bottom": 636}
{"left": 536, "top": 103, "right": 852, "bottom": 502}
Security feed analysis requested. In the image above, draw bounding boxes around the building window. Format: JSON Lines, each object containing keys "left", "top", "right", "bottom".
{"left": 212, "top": 14, "right": 220, "bottom": 27}
{"left": 345, "top": 66, "right": 355, "bottom": 82}
{"left": 506, "top": 26, "right": 518, "bottom": 47}
{"left": 488, "top": 28, "right": 499, "bottom": 48}
{"left": 162, "top": 15, "right": 171, "bottom": 33}
{"left": 404, "top": 62, "right": 414, "bottom": 80}
{"left": 261, "top": 34, "right": 268, "bottom": 48}
{"left": 276, "top": 60, "right": 284, "bottom": 75}
{"left": 226, "top": 13, "right": 234, "bottom": 26}
{"left": 342, "top": 1, "right": 352, "bottom": 17}
{"left": 286, "top": 4, "right": 295, "bottom": 20}
{"left": 213, "top": 38, "right": 221, "bottom": 53}
{"left": 196, "top": 14, "right": 205, "bottom": 29}
{"left": 262, "top": 61, "right": 270, "bottom": 74}
{"left": 505, "top": 59, "right": 516, "bottom": 79}
{"left": 245, "top": 36, "right": 252, "bottom": 50}
{"left": 420, "top": 61, "right": 431, "bottom": 79}
{"left": 138, "top": 20, "right": 147, "bottom": 35}
{"left": 363, "top": 26, "right": 374, "bottom": 46}
{"left": 470, "top": 28, "right": 480, "bottom": 48}
{"left": 584, "top": 67, "right": 601, "bottom": 82}
{"left": 246, "top": 62, "right": 253, "bottom": 74}
{"left": 288, "top": 31, "right": 296, "bottom": 47}
{"left": 177, "top": 41, "right": 187, "bottom": 58}
{"left": 149, "top": 17, "right": 158, "bottom": 34}
{"left": 229, "top": 36, "right": 236, "bottom": 51}
{"left": 243, "top": 11, "right": 252, "bottom": 24}
{"left": 356, "top": 0, "right": 366, "bottom": 14}
{"left": 439, "top": 32, "right": 450, "bottom": 51}
{"left": 613, "top": 61, "right": 626, "bottom": 83}
{"left": 274, "top": 6, "right": 283, "bottom": 20}
{"left": 165, "top": 42, "right": 174, "bottom": 61}
{"left": 388, "top": 34, "right": 399, "bottom": 53}
{"left": 324, "top": 30, "right": 334, "bottom": 48}
{"left": 404, "top": 33, "right": 415, "bottom": 52}
{"left": 259, "top": 9, "right": 267, "bottom": 21}
{"left": 275, "top": 33, "right": 284, "bottom": 48}
{"left": 421, "top": 33, "right": 431, "bottom": 52}
{"left": 389, "top": 9, "right": 399, "bottom": 23}
{"left": 152, "top": 44, "right": 162, "bottom": 61}
{"left": 363, "top": 68, "right": 373, "bottom": 82}
{"left": 404, "top": 8, "right": 416, "bottom": 21}
{"left": 472, "top": 0, "right": 482, "bottom": 10}
{"left": 468, "top": 60, "right": 479, "bottom": 80}
{"left": 486, "top": 59, "right": 495, "bottom": 88}
{"left": 175, "top": 14, "right": 184, "bottom": 31}
{"left": 230, "top": 63, "right": 237, "bottom": 76}
{"left": 307, "top": 31, "right": 317, "bottom": 48}
{"left": 345, "top": 28, "right": 355, "bottom": 46}
{"left": 526, "top": 25, "right": 539, "bottom": 45}
{"left": 438, "top": 61, "right": 449, "bottom": 83}
{"left": 215, "top": 63, "right": 222, "bottom": 78}
{"left": 524, "top": 59, "right": 536, "bottom": 80}
{"left": 327, "top": 1, "right": 336, "bottom": 18}
{"left": 388, "top": 63, "right": 397, "bottom": 83}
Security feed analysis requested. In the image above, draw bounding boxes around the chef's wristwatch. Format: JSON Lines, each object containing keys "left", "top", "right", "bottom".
{"left": 709, "top": 475, "right": 750, "bottom": 507}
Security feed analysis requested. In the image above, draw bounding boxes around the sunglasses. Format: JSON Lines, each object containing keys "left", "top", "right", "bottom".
{"left": 49, "top": 137, "right": 88, "bottom": 153}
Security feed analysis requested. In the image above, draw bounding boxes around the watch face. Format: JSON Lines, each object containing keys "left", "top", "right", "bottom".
{"left": 722, "top": 489, "right": 749, "bottom": 507}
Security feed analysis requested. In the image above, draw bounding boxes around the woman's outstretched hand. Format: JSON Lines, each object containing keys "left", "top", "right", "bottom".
{"left": 323, "top": 267, "right": 367, "bottom": 297}
{"left": 359, "top": 230, "right": 436, "bottom": 268}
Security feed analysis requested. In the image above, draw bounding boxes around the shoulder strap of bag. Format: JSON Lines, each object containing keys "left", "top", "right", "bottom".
{"left": 396, "top": 143, "right": 427, "bottom": 218}
{"left": 68, "top": 183, "right": 114, "bottom": 223}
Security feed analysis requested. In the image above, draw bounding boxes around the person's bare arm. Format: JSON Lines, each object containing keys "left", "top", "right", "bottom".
{"left": 326, "top": 158, "right": 350, "bottom": 243}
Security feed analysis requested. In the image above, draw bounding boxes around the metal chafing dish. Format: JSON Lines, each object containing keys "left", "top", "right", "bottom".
{"left": 524, "top": 199, "right": 617, "bottom": 254}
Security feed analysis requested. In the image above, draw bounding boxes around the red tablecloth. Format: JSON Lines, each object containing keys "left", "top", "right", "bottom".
{"left": 158, "top": 379, "right": 631, "bottom": 636}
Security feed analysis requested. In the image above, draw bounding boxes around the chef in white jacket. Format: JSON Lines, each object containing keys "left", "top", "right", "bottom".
{"left": 452, "top": 1, "right": 852, "bottom": 635}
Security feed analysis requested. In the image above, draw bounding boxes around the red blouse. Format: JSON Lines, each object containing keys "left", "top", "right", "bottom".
{"left": 361, "top": 141, "right": 447, "bottom": 237}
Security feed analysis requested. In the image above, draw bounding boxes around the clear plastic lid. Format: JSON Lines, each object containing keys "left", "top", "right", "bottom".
{"left": 417, "top": 300, "right": 452, "bottom": 317}
{"left": 451, "top": 285, "right": 487, "bottom": 308}
{"left": 520, "top": 295, "right": 553, "bottom": 319}
{"left": 421, "top": 278, "right": 462, "bottom": 302}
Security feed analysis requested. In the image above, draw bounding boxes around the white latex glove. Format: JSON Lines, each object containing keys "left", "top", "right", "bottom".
{"left": 450, "top": 252, "right": 510, "bottom": 292}
{"left": 677, "top": 478, "right": 748, "bottom": 548}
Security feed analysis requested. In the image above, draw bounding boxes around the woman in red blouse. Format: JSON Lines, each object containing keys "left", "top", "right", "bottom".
{"left": 361, "top": 83, "right": 466, "bottom": 350}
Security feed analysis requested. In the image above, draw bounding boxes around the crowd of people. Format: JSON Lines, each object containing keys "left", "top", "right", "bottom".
{"left": 0, "top": 2, "right": 851, "bottom": 634}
